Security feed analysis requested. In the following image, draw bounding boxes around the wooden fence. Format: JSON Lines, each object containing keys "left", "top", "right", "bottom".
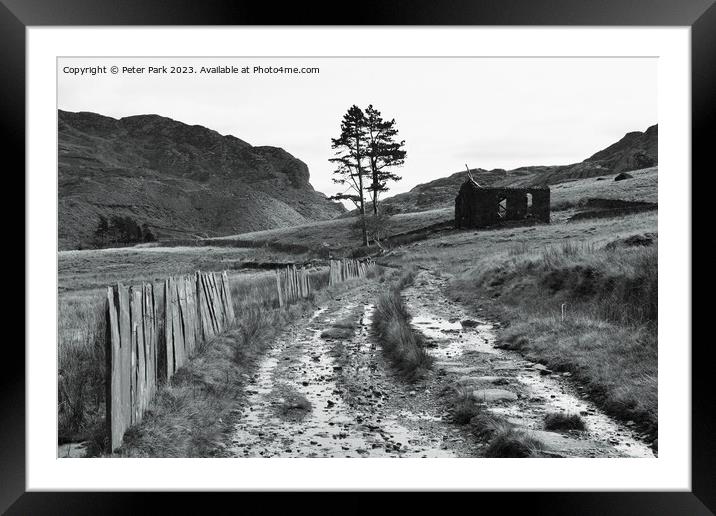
{"left": 275, "top": 265, "right": 311, "bottom": 307}
{"left": 105, "top": 260, "right": 373, "bottom": 451}
{"left": 105, "top": 271, "right": 235, "bottom": 451}
{"left": 328, "top": 258, "right": 372, "bottom": 286}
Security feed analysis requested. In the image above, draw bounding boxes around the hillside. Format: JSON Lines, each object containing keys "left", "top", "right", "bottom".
{"left": 378, "top": 124, "right": 657, "bottom": 214}
{"left": 58, "top": 110, "right": 345, "bottom": 249}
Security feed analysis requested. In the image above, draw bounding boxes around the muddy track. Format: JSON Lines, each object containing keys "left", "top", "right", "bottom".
{"left": 229, "top": 271, "right": 655, "bottom": 458}
{"left": 229, "top": 282, "right": 476, "bottom": 457}
{"left": 404, "top": 270, "right": 655, "bottom": 458}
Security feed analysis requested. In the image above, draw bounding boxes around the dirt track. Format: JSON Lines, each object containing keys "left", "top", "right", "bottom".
{"left": 229, "top": 270, "right": 655, "bottom": 458}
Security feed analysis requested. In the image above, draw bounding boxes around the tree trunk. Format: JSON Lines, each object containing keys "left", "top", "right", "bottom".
{"left": 358, "top": 184, "right": 368, "bottom": 247}
{"left": 355, "top": 135, "right": 368, "bottom": 247}
{"left": 370, "top": 159, "right": 379, "bottom": 215}
{"left": 371, "top": 183, "right": 379, "bottom": 215}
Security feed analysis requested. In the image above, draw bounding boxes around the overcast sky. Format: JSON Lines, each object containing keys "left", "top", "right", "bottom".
{"left": 58, "top": 57, "right": 656, "bottom": 204}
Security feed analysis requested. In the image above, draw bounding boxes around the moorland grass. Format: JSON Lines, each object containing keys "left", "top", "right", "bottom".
{"left": 450, "top": 393, "right": 482, "bottom": 425}
{"left": 449, "top": 237, "right": 658, "bottom": 439}
{"left": 483, "top": 428, "right": 545, "bottom": 458}
{"left": 214, "top": 208, "right": 454, "bottom": 249}
{"left": 57, "top": 295, "right": 106, "bottom": 443}
{"left": 371, "top": 269, "right": 434, "bottom": 383}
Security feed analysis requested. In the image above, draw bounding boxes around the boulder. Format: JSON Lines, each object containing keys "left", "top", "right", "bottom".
{"left": 472, "top": 389, "right": 518, "bottom": 402}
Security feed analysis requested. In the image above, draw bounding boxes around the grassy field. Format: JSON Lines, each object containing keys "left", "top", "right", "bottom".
{"left": 211, "top": 207, "right": 453, "bottom": 249}
{"left": 58, "top": 245, "right": 306, "bottom": 293}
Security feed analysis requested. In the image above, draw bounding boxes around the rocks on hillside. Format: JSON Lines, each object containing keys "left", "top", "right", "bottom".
{"left": 58, "top": 110, "right": 345, "bottom": 249}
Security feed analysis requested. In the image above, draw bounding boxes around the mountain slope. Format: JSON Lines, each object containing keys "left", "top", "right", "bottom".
{"left": 58, "top": 110, "right": 345, "bottom": 249}
{"left": 379, "top": 124, "right": 657, "bottom": 214}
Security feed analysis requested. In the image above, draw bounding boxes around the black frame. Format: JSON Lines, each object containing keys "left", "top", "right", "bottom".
{"left": 5, "top": 0, "right": 710, "bottom": 512}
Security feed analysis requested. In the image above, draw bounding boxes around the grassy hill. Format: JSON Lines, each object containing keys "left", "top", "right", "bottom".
{"left": 377, "top": 125, "right": 657, "bottom": 214}
{"left": 215, "top": 166, "right": 657, "bottom": 251}
{"left": 211, "top": 208, "right": 454, "bottom": 250}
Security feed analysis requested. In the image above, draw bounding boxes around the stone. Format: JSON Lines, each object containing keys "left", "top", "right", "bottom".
{"left": 455, "top": 375, "right": 503, "bottom": 386}
{"left": 471, "top": 389, "right": 518, "bottom": 402}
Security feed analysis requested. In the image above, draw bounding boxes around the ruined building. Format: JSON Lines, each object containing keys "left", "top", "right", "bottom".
{"left": 454, "top": 174, "right": 550, "bottom": 229}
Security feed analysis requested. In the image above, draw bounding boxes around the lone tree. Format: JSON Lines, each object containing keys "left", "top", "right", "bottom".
{"left": 365, "top": 104, "right": 406, "bottom": 215}
{"left": 330, "top": 105, "right": 370, "bottom": 246}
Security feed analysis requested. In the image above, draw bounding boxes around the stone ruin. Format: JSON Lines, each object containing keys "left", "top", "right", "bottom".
{"left": 454, "top": 174, "right": 550, "bottom": 229}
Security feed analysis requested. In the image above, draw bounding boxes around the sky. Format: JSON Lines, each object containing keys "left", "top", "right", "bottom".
{"left": 58, "top": 57, "right": 657, "bottom": 206}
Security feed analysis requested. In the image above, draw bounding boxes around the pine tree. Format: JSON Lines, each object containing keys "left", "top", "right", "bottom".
{"left": 329, "top": 105, "right": 370, "bottom": 246}
{"left": 364, "top": 104, "right": 406, "bottom": 215}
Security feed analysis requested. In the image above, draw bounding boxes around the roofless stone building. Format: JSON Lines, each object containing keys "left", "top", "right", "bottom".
{"left": 454, "top": 174, "right": 550, "bottom": 229}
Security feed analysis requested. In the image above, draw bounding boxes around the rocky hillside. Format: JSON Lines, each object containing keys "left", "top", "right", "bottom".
{"left": 58, "top": 110, "right": 344, "bottom": 249}
{"left": 379, "top": 124, "right": 657, "bottom": 214}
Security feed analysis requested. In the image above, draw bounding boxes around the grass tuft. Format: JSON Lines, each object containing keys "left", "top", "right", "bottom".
{"left": 451, "top": 399, "right": 481, "bottom": 425}
{"left": 277, "top": 391, "right": 312, "bottom": 421}
{"left": 544, "top": 412, "right": 587, "bottom": 432}
{"left": 483, "top": 428, "right": 545, "bottom": 458}
{"left": 371, "top": 269, "right": 433, "bottom": 383}
{"left": 446, "top": 385, "right": 481, "bottom": 425}
{"left": 468, "top": 413, "right": 514, "bottom": 440}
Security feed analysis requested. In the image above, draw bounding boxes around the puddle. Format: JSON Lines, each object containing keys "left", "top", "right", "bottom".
{"left": 410, "top": 314, "right": 498, "bottom": 358}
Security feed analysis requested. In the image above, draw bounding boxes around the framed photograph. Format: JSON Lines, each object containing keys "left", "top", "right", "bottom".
{"left": 7, "top": 0, "right": 711, "bottom": 511}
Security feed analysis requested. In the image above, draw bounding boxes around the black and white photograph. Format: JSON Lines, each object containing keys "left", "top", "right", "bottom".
{"left": 2, "top": 0, "right": 710, "bottom": 506}
{"left": 56, "top": 56, "right": 660, "bottom": 460}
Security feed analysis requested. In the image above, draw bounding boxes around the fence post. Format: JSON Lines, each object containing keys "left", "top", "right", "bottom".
{"left": 106, "top": 285, "right": 123, "bottom": 452}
